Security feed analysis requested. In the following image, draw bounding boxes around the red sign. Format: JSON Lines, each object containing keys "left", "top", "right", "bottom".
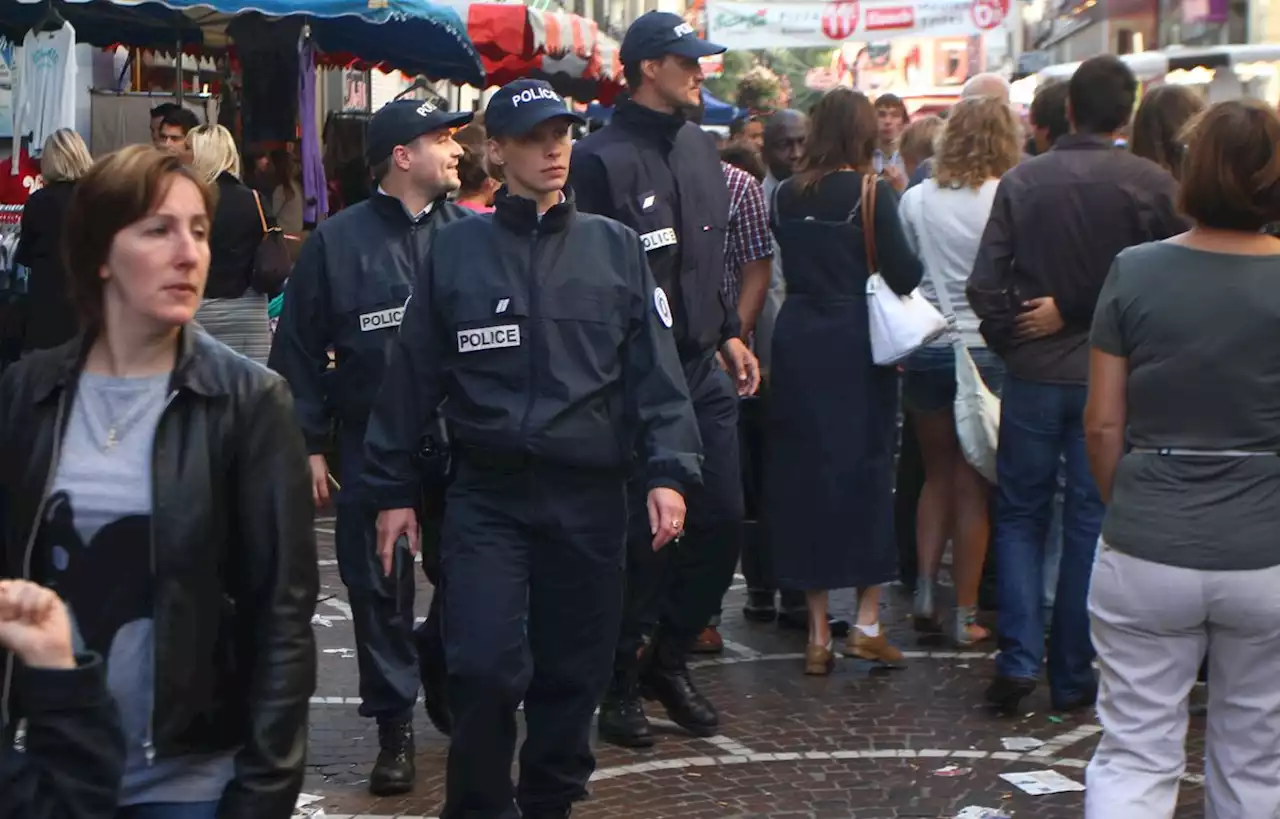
{"left": 866, "top": 6, "right": 916, "bottom": 29}
{"left": 822, "top": 1, "right": 860, "bottom": 39}
{"left": 970, "top": 0, "right": 1008, "bottom": 30}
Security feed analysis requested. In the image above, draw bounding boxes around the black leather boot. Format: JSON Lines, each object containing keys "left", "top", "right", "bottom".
{"left": 640, "top": 638, "right": 718, "bottom": 737}
{"left": 369, "top": 718, "right": 415, "bottom": 796}
{"left": 598, "top": 656, "right": 654, "bottom": 748}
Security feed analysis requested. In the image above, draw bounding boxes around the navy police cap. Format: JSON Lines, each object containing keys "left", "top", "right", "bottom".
{"left": 485, "top": 79, "right": 586, "bottom": 138}
{"left": 365, "top": 99, "right": 473, "bottom": 164}
{"left": 620, "top": 11, "right": 726, "bottom": 65}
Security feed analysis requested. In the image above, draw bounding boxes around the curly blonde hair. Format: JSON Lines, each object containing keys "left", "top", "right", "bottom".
{"left": 933, "top": 96, "right": 1022, "bottom": 190}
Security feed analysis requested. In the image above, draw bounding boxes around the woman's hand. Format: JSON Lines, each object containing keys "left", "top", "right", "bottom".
{"left": 0, "top": 580, "right": 75, "bottom": 670}
{"left": 647, "top": 487, "right": 687, "bottom": 551}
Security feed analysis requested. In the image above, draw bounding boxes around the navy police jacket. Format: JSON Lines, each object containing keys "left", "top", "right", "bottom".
{"left": 361, "top": 187, "right": 703, "bottom": 510}
{"left": 268, "top": 192, "right": 472, "bottom": 451}
{"left": 570, "top": 99, "right": 736, "bottom": 362}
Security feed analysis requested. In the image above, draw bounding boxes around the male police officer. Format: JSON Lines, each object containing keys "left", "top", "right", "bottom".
{"left": 363, "top": 79, "right": 701, "bottom": 819}
{"left": 268, "top": 98, "right": 472, "bottom": 795}
{"left": 570, "top": 11, "right": 760, "bottom": 748}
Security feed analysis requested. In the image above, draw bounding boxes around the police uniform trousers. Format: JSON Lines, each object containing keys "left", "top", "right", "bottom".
{"left": 441, "top": 451, "right": 627, "bottom": 819}
{"left": 335, "top": 421, "right": 420, "bottom": 721}
{"left": 619, "top": 352, "right": 744, "bottom": 659}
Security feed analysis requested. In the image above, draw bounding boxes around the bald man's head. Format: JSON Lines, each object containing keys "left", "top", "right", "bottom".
{"left": 763, "top": 109, "right": 808, "bottom": 181}
{"left": 962, "top": 73, "right": 1011, "bottom": 104}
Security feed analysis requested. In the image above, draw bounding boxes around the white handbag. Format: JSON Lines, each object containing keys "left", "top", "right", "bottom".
{"left": 860, "top": 174, "right": 947, "bottom": 366}
{"left": 915, "top": 183, "right": 1001, "bottom": 482}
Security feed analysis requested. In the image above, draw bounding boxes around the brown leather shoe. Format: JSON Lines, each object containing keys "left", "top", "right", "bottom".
{"left": 804, "top": 644, "right": 834, "bottom": 676}
{"left": 845, "top": 630, "right": 906, "bottom": 667}
{"left": 690, "top": 626, "right": 724, "bottom": 655}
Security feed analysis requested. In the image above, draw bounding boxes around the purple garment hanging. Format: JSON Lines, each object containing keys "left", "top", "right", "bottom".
{"left": 298, "top": 35, "right": 328, "bottom": 225}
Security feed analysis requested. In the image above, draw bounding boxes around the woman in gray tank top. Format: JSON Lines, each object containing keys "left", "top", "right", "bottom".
{"left": 1084, "top": 100, "right": 1280, "bottom": 818}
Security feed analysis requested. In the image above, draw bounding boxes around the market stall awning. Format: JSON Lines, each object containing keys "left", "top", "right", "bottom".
{"left": 4, "top": 0, "right": 485, "bottom": 85}
{"left": 438, "top": 1, "right": 621, "bottom": 96}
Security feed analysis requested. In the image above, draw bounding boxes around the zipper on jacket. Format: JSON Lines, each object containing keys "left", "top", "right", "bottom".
{"left": 143, "top": 388, "right": 179, "bottom": 767}
{"left": 517, "top": 232, "right": 540, "bottom": 443}
{"left": 1, "top": 391, "right": 69, "bottom": 730}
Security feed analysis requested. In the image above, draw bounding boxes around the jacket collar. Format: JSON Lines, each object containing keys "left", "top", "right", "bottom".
{"left": 493, "top": 186, "right": 576, "bottom": 235}
{"left": 368, "top": 189, "right": 449, "bottom": 225}
{"left": 31, "top": 325, "right": 228, "bottom": 404}
{"left": 1052, "top": 133, "right": 1117, "bottom": 151}
{"left": 613, "top": 98, "right": 686, "bottom": 146}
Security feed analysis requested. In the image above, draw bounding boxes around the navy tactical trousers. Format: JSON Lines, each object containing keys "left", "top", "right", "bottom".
{"left": 440, "top": 454, "right": 627, "bottom": 819}
{"left": 335, "top": 422, "right": 419, "bottom": 722}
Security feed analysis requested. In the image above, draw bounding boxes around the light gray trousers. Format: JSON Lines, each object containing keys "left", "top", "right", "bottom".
{"left": 1086, "top": 541, "right": 1280, "bottom": 819}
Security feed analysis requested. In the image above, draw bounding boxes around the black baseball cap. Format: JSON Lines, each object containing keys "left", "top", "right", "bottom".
{"left": 365, "top": 99, "right": 473, "bottom": 164}
{"left": 620, "top": 11, "right": 726, "bottom": 65}
{"left": 484, "top": 79, "right": 586, "bottom": 138}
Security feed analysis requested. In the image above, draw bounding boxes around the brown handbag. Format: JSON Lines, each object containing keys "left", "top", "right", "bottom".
{"left": 250, "top": 190, "right": 293, "bottom": 297}
{"left": 860, "top": 171, "right": 878, "bottom": 274}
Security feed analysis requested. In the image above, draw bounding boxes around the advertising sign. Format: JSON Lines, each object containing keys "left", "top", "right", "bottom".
{"left": 707, "top": 0, "right": 1010, "bottom": 48}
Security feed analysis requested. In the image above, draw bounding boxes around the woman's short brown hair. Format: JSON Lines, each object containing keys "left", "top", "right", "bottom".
{"left": 794, "top": 87, "right": 878, "bottom": 194}
{"left": 64, "top": 145, "right": 216, "bottom": 329}
{"left": 898, "top": 115, "right": 943, "bottom": 169}
{"left": 933, "top": 96, "right": 1023, "bottom": 190}
{"left": 1178, "top": 100, "right": 1280, "bottom": 232}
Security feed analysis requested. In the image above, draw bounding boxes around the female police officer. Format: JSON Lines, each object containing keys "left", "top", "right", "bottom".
{"left": 361, "top": 79, "right": 702, "bottom": 819}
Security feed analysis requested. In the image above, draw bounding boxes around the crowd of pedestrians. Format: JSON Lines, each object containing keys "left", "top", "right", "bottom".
{"left": 0, "top": 15, "right": 1279, "bottom": 819}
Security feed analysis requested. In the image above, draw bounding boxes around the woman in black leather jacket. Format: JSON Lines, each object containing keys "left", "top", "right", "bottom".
{"left": 0, "top": 145, "right": 317, "bottom": 819}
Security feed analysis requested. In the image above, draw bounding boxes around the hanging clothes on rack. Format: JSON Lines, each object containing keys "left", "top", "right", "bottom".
{"left": 13, "top": 21, "right": 77, "bottom": 170}
{"left": 297, "top": 31, "right": 327, "bottom": 226}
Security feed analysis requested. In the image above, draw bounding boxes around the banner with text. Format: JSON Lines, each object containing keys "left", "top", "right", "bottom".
{"left": 707, "top": 0, "right": 1009, "bottom": 48}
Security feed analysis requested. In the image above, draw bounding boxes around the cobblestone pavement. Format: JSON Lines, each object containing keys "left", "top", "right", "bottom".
{"left": 305, "top": 521, "right": 1207, "bottom": 818}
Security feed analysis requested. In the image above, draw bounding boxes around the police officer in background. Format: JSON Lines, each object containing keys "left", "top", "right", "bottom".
{"left": 570, "top": 11, "right": 760, "bottom": 748}
{"left": 363, "top": 79, "right": 702, "bottom": 819}
{"left": 268, "top": 99, "right": 473, "bottom": 796}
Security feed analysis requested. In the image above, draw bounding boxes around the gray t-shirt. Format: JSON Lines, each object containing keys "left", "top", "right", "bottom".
{"left": 35, "top": 371, "right": 236, "bottom": 805}
{"left": 1091, "top": 242, "right": 1280, "bottom": 571}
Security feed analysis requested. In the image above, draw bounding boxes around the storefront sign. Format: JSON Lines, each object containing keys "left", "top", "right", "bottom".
{"left": 707, "top": 0, "right": 1010, "bottom": 48}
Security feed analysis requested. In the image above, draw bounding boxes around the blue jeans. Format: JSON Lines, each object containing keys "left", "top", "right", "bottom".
{"left": 993, "top": 376, "right": 1104, "bottom": 706}
{"left": 116, "top": 802, "right": 219, "bottom": 819}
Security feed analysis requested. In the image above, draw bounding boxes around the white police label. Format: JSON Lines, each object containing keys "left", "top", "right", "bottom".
{"left": 416, "top": 100, "right": 437, "bottom": 116}
{"left": 673, "top": 22, "right": 695, "bottom": 36}
{"left": 458, "top": 324, "right": 521, "bottom": 352}
{"left": 640, "top": 228, "right": 678, "bottom": 252}
{"left": 511, "top": 86, "right": 562, "bottom": 106}
{"left": 653, "top": 288, "right": 673, "bottom": 329}
{"left": 360, "top": 307, "right": 405, "bottom": 332}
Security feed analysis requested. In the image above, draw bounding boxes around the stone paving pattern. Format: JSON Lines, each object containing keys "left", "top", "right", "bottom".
{"left": 306, "top": 524, "right": 1207, "bottom": 818}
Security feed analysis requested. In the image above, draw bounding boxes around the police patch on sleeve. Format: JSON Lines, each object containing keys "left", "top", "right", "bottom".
{"left": 653, "top": 287, "right": 674, "bottom": 329}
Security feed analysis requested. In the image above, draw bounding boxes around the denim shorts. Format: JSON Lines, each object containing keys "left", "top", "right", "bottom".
{"left": 901, "top": 344, "right": 1005, "bottom": 414}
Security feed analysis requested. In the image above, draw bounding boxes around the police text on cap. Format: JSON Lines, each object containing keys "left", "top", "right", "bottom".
{"left": 417, "top": 100, "right": 438, "bottom": 116}
{"left": 673, "top": 22, "right": 695, "bottom": 36}
{"left": 511, "top": 86, "right": 562, "bottom": 107}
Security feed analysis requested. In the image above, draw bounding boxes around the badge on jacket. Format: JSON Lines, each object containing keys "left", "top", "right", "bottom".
{"left": 640, "top": 228, "right": 678, "bottom": 252}
{"left": 458, "top": 324, "right": 521, "bottom": 352}
{"left": 653, "top": 287, "right": 673, "bottom": 329}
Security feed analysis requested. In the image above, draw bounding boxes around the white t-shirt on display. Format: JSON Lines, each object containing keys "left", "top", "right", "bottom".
{"left": 14, "top": 22, "right": 77, "bottom": 163}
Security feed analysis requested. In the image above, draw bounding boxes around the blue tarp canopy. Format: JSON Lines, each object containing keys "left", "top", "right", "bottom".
{"left": 586, "top": 87, "right": 744, "bottom": 126}
{"left": 4, "top": 0, "right": 484, "bottom": 85}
